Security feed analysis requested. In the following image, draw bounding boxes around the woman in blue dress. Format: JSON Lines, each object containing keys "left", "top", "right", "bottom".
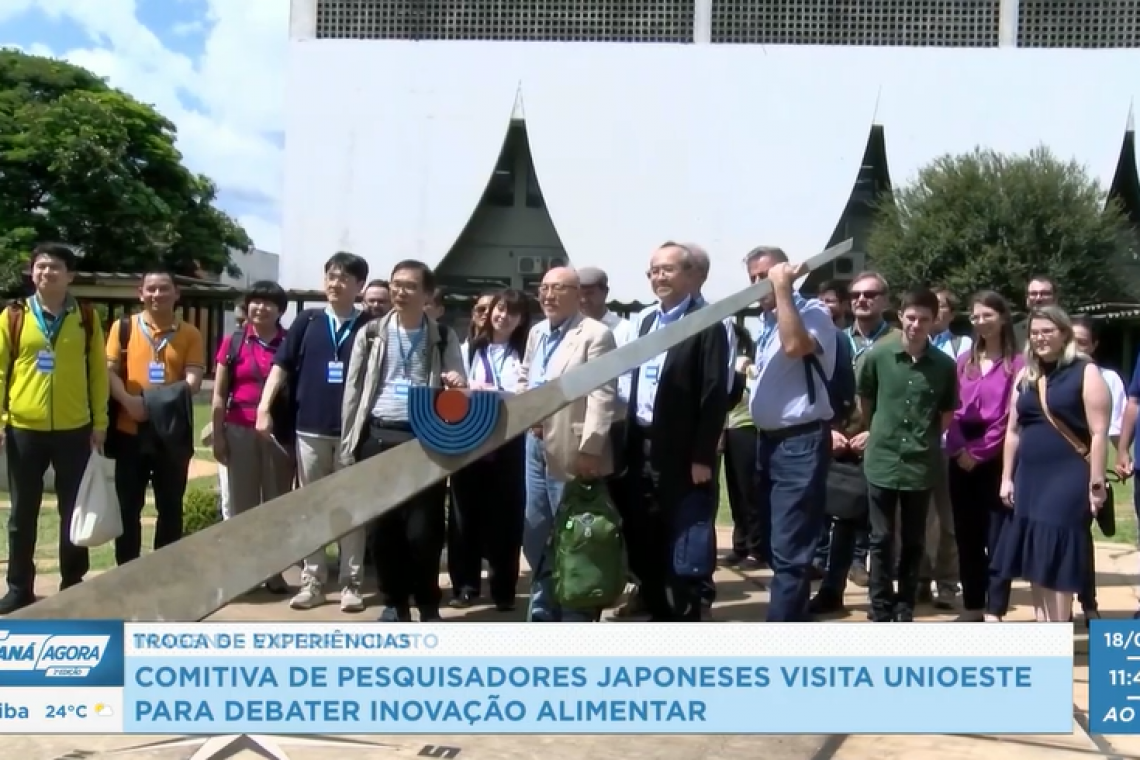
{"left": 994, "top": 305, "right": 1111, "bottom": 623}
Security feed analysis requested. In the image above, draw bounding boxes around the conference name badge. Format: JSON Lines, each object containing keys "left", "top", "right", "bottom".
{"left": 147, "top": 362, "right": 166, "bottom": 384}
{"left": 326, "top": 361, "right": 344, "bottom": 384}
{"left": 35, "top": 350, "right": 54, "bottom": 373}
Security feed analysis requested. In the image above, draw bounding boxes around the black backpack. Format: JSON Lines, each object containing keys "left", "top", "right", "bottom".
{"left": 804, "top": 333, "right": 856, "bottom": 426}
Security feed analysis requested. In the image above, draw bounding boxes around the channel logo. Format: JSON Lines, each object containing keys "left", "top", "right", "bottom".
{"left": 0, "top": 621, "right": 124, "bottom": 687}
{"left": 0, "top": 631, "right": 109, "bottom": 675}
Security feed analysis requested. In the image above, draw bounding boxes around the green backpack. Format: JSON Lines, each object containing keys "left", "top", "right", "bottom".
{"left": 551, "top": 479, "right": 627, "bottom": 611}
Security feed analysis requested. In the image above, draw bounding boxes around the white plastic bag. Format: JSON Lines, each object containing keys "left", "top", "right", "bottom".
{"left": 69, "top": 452, "right": 122, "bottom": 548}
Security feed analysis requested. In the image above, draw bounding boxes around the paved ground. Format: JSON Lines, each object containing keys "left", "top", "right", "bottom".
{"left": 8, "top": 531, "right": 1140, "bottom": 760}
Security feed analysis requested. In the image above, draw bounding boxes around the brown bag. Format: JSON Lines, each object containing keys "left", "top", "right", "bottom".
{"left": 1036, "top": 376, "right": 1115, "bottom": 536}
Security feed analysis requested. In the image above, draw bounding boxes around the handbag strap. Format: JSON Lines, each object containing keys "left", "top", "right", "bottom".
{"left": 1036, "top": 376, "right": 1089, "bottom": 461}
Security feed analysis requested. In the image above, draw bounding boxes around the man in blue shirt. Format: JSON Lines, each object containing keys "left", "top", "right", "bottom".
{"left": 256, "top": 252, "right": 373, "bottom": 613}
{"left": 745, "top": 245, "right": 838, "bottom": 622}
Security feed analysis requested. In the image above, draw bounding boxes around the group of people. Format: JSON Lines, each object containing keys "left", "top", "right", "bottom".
{"left": 0, "top": 241, "right": 1129, "bottom": 625}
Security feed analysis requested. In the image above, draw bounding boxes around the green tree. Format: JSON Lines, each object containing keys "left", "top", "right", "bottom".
{"left": 0, "top": 49, "right": 250, "bottom": 287}
{"left": 868, "top": 146, "right": 1137, "bottom": 310}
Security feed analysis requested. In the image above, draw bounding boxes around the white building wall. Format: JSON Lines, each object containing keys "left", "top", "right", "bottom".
{"left": 282, "top": 40, "right": 1139, "bottom": 302}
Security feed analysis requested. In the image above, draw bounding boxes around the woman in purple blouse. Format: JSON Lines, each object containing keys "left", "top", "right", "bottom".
{"left": 946, "top": 291, "right": 1024, "bottom": 622}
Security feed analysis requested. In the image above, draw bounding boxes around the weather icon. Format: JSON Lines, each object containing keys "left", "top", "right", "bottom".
{"left": 93, "top": 703, "right": 115, "bottom": 717}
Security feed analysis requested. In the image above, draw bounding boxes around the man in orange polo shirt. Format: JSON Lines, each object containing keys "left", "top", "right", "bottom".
{"left": 105, "top": 270, "right": 205, "bottom": 565}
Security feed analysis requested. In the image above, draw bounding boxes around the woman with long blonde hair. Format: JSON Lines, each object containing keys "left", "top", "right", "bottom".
{"left": 992, "top": 306, "right": 1111, "bottom": 622}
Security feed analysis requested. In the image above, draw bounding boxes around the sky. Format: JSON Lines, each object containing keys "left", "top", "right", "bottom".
{"left": 0, "top": 0, "right": 288, "bottom": 254}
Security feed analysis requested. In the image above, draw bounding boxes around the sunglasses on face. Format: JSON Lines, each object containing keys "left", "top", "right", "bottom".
{"left": 851, "top": 290, "right": 882, "bottom": 300}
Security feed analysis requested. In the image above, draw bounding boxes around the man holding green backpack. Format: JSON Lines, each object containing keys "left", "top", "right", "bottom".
{"left": 517, "top": 267, "right": 622, "bottom": 622}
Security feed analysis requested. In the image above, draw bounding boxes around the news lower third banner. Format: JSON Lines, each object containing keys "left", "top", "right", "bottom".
{"left": 0, "top": 621, "right": 1073, "bottom": 734}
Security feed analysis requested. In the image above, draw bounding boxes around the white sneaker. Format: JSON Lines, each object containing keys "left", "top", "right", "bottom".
{"left": 340, "top": 584, "right": 365, "bottom": 613}
{"left": 290, "top": 579, "right": 326, "bottom": 610}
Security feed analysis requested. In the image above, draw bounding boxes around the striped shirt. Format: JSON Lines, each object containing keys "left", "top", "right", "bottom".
{"left": 371, "top": 322, "right": 429, "bottom": 422}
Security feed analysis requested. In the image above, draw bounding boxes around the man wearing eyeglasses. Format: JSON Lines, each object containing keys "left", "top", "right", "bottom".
{"left": 517, "top": 267, "right": 618, "bottom": 623}
{"left": 1014, "top": 275, "right": 1057, "bottom": 347}
{"left": 617, "top": 242, "right": 729, "bottom": 622}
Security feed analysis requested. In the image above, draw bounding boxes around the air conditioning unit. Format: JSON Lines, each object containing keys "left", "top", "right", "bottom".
{"left": 517, "top": 256, "right": 545, "bottom": 274}
{"left": 547, "top": 256, "right": 568, "bottom": 269}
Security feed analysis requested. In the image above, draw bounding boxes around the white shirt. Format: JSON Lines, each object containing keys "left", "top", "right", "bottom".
{"left": 1101, "top": 366, "right": 1127, "bottom": 438}
{"left": 462, "top": 340, "right": 522, "bottom": 394}
{"left": 600, "top": 310, "right": 636, "bottom": 405}
{"left": 748, "top": 295, "right": 838, "bottom": 430}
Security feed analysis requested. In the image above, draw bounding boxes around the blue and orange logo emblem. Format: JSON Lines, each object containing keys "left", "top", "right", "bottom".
{"left": 408, "top": 388, "right": 503, "bottom": 456}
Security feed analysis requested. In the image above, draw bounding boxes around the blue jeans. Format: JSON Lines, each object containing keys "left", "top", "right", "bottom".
{"left": 757, "top": 423, "right": 831, "bottom": 622}
{"left": 522, "top": 433, "right": 596, "bottom": 622}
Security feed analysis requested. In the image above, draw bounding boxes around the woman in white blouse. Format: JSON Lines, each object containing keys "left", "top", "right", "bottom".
{"left": 1071, "top": 315, "right": 1125, "bottom": 625}
{"left": 449, "top": 289, "right": 533, "bottom": 611}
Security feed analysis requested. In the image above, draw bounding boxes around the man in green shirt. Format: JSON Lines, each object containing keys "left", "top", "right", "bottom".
{"left": 851, "top": 287, "right": 957, "bottom": 623}
{"left": 810, "top": 273, "right": 899, "bottom": 616}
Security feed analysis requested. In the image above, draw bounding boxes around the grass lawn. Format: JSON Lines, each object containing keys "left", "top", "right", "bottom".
{"left": 193, "top": 402, "right": 213, "bottom": 460}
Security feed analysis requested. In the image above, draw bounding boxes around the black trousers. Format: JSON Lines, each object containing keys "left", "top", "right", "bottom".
{"left": 723, "top": 426, "right": 767, "bottom": 561}
{"left": 948, "top": 457, "right": 1012, "bottom": 615}
{"left": 361, "top": 424, "right": 447, "bottom": 610}
{"left": 447, "top": 436, "right": 526, "bottom": 604}
{"left": 5, "top": 426, "right": 92, "bottom": 598}
{"left": 113, "top": 433, "right": 191, "bottom": 566}
{"left": 867, "top": 484, "right": 930, "bottom": 621}
{"left": 612, "top": 428, "right": 703, "bottom": 622}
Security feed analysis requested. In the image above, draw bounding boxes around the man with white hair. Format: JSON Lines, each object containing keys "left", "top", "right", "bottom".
{"left": 615, "top": 242, "right": 730, "bottom": 621}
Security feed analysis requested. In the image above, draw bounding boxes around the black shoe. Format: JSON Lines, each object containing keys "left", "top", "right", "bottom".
{"left": 0, "top": 591, "right": 34, "bottom": 615}
{"left": 740, "top": 556, "right": 764, "bottom": 571}
{"left": 916, "top": 583, "right": 934, "bottom": 605}
{"left": 809, "top": 592, "right": 846, "bottom": 616}
{"left": 264, "top": 575, "right": 290, "bottom": 595}
{"left": 59, "top": 578, "right": 83, "bottom": 591}
{"left": 448, "top": 589, "right": 478, "bottom": 609}
{"left": 494, "top": 599, "right": 516, "bottom": 612}
{"left": 721, "top": 552, "right": 746, "bottom": 566}
{"left": 848, "top": 565, "right": 870, "bottom": 588}
{"left": 894, "top": 610, "right": 915, "bottom": 623}
{"left": 419, "top": 607, "right": 443, "bottom": 622}
{"left": 378, "top": 606, "right": 412, "bottom": 622}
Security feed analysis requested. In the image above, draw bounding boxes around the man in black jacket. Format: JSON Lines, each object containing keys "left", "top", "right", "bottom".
{"left": 618, "top": 241, "right": 730, "bottom": 622}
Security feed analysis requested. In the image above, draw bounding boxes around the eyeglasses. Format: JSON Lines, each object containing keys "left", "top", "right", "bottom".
{"left": 390, "top": 280, "right": 422, "bottom": 293}
{"left": 473, "top": 304, "right": 490, "bottom": 314}
{"left": 850, "top": 290, "right": 882, "bottom": 300}
{"left": 538, "top": 284, "right": 577, "bottom": 295}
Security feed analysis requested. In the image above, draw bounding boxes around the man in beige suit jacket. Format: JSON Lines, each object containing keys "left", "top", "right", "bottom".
{"left": 516, "top": 267, "right": 617, "bottom": 622}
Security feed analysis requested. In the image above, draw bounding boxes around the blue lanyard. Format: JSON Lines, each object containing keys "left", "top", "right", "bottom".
{"left": 251, "top": 330, "right": 279, "bottom": 352}
{"left": 541, "top": 328, "right": 566, "bottom": 371}
{"left": 29, "top": 297, "right": 65, "bottom": 347}
{"left": 480, "top": 346, "right": 511, "bottom": 388}
{"left": 397, "top": 317, "right": 426, "bottom": 376}
{"left": 847, "top": 321, "right": 888, "bottom": 358}
{"left": 138, "top": 315, "right": 177, "bottom": 359}
{"left": 327, "top": 312, "right": 357, "bottom": 353}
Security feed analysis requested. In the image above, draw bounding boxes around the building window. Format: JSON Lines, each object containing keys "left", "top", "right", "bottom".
{"left": 484, "top": 131, "right": 518, "bottom": 208}
{"left": 315, "top": 0, "right": 695, "bottom": 42}
{"left": 1018, "top": 0, "right": 1140, "bottom": 48}
{"left": 710, "top": 0, "right": 1001, "bottom": 46}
